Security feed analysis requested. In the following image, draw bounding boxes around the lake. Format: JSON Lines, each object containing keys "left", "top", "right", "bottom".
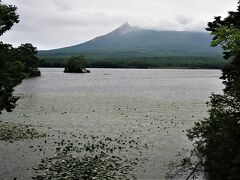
{"left": 0, "top": 68, "right": 223, "bottom": 179}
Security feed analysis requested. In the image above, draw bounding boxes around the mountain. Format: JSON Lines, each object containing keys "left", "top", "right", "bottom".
{"left": 38, "top": 23, "right": 221, "bottom": 59}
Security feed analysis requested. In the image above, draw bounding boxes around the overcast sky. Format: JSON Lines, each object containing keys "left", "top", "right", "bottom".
{"left": 1, "top": 0, "right": 239, "bottom": 50}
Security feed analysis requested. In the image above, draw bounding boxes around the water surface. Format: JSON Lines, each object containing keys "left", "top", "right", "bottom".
{"left": 15, "top": 68, "right": 223, "bottom": 100}
{"left": 0, "top": 68, "right": 223, "bottom": 179}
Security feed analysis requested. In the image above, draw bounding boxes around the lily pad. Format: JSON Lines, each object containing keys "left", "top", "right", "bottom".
{"left": 33, "top": 134, "right": 146, "bottom": 179}
{"left": 0, "top": 121, "right": 46, "bottom": 142}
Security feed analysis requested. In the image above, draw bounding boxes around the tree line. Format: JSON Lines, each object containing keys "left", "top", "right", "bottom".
{"left": 39, "top": 56, "right": 225, "bottom": 69}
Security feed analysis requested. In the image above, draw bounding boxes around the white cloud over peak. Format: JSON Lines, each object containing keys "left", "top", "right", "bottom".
{"left": 1, "top": 0, "right": 238, "bottom": 49}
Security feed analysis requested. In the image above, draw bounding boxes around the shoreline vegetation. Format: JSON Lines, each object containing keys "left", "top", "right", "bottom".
{"left": 0, "top": 2, "right": 41, "bottom": 114}
{"left": 166, "top": 2, "right": 240, "bottom": 179}
{"left": 39, "top": 56, "right": 225, "bottom": 69}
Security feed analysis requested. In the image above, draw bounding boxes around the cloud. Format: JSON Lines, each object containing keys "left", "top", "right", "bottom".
{"left": 1, "top": 0, "right": 238, "bottom": 49}
{"left": 176, "top": 16, "right": 194, "bottom": 25}
{"left": 53, "top": 1, "right": 72, "bottom": 12}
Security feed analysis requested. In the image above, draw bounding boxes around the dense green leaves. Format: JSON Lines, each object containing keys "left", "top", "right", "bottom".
{"left": 201, "top": 13, "right": 240, "bottom": 177}
{"left": 0, "top": 43, "right": 40, "bottom": 114}
{"left": 17, "top": 43, "right": 41, "bottom": 77}
{"left": 0, "top": 0, "right": 19, "bottom": 36}
{"left": 168, "top": 2, "right": 240, "bottom": 180}
{"left": 177, "top": 2, "right": 240, "bottom": 180}
{"left": 0, "top": 43, "right": 25, "bottom": 113}
{"left": 0, "top": 1, "right": 40, "bottom": 113}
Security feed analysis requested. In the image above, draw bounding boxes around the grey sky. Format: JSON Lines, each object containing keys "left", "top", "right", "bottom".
{"left": 1, "top": 0, "right": 238, "bottom": 50}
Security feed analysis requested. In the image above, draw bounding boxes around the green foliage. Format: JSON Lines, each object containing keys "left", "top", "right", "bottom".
{"left": 192, "top": 4, "right": 240, "bottom": 178}
{"left": 0, "top": 1, "right": 23, "bottom": 113}
{"left": 0, "top": 43, "right": 25, "bottom": 112}
{"left": 0, "top": 1, "right": 40, "bottom": 113}
{"left": 168, "top": 2, "right": 240, "bottom": 179}
{"left": 211, "top": 26, "right": 240, "bottom": 53}
{"left": 64, "top": 56, "right": 90, "bottom": 73}
{"left": 0, "top": 0, "right": 19, "bottom": 35}
{"left": 17, "top": 43, "right": 41, "bottom": 77}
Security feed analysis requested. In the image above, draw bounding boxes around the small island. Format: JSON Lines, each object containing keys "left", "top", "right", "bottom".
{"left": 64, "top": 56, "right": 90, "bottom": 73}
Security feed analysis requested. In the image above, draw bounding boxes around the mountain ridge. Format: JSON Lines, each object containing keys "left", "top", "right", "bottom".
{"left": 38, "top": 23, "right": 221, "bottom": 59}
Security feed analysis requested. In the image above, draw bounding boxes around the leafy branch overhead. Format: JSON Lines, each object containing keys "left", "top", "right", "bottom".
{"left": 211, "top": 26, "right": 240, "bottom": 54}
{"left": 0, "top": 0, "right": 19, "bottom": 36}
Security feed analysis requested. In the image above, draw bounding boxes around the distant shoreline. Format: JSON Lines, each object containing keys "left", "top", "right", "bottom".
{"left": 39, "top": 56, "right": 225, "bottom": 70}
{"left": 39, "top": 67, "right": 222, "bottom": 70}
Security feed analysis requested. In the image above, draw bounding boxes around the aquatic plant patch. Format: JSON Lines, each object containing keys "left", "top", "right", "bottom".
{"left": 0, "top": 121, "right": 46, "bottom": 142}
{"left": 33, "top": 134, "right": 146, "bottom": 179}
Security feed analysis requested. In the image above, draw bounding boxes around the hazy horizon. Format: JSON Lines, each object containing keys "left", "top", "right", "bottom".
{"left": 1, "top": 0, "right": 238, "bottom": 50}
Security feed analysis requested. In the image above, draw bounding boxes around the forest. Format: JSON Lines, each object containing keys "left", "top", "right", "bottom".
{"left": 39, "top": 56, "right": 225, "bottom": 69}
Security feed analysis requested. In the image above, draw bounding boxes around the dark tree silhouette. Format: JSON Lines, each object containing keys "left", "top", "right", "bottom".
{"left": 167, "top": 2, "right": 240, "bottom": 179}
{"left": 0, "top": 0, "right": 19, "bottom": 35}
{"left": 64, "top": 56, "right": 90, "bottom": 73}
{"left": 0, "top": 1, "right": 22, "bottom": 113}
{"left": 17, "top": 43, "right": 41, "bottom": 77}
{"left": 0, "top": 43, "right": 25, "bottom": 113}
{"left": 0, "top": 1, "right": 40, "bottom": 113}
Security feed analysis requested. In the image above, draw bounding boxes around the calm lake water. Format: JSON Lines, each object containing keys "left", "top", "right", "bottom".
{"left": 15, "top": 68, "right": 223, "bottom": 100}
{"left": 0, "top": 68, "right": 223, "bottom": 179}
